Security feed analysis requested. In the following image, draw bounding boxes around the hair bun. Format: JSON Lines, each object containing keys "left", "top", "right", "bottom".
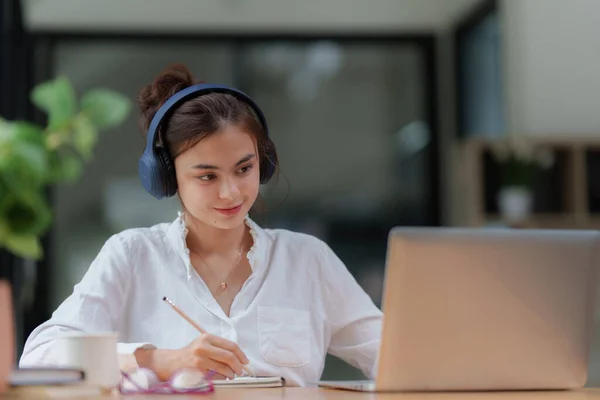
{"left": 137, "top": 63, "right": 198, "bottom": 136}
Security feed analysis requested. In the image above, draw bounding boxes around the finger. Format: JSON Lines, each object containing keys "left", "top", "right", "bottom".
{"left": 200, "top": 358, "right": 236, "bottom": 380}
{"left": 206, "top": 335, "right": 249, "bottom": 364}
{"left": 205, "top": 344, "right": 244, "bottom": 376}
{"left": 207, "top": 372, "right": 228, "bottom": 381}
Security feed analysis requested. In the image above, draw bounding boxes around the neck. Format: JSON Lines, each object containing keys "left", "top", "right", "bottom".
{"left": 184, "top": 212, "right": 248, "bottom": 256}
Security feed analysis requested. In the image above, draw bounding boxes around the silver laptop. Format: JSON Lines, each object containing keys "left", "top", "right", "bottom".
{"left": 319, "top": 228, "right": 600, "bottom": 392}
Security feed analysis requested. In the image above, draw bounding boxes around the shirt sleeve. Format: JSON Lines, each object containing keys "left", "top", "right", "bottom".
{"left": 19, "top": 233, "right": 156, "bottom": 368}
{"left": 319, "top": 242, "right": 383, "bottom": 379}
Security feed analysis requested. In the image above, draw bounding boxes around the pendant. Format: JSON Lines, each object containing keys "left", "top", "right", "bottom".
{"left": 221, "top": 282, "right": 228, "bottom": 290}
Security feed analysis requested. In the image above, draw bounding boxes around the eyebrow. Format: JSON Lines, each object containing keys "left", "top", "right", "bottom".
{"left": 191, "top": 154, "right": 255, "bottom": 170}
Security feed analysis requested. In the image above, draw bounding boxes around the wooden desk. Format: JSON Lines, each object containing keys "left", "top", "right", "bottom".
{"left": 120, "top": 388, "right": 600, "bottom": 399}
{"left": 6, "top": 387, "right": 600, "bottom": 399}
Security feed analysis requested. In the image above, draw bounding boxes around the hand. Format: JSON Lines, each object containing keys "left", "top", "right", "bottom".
{"left": 179, "top": 333, "right": 250, "bottom": 379}
{"left": 135, "top": 334, "right": 249, "bottom": 381}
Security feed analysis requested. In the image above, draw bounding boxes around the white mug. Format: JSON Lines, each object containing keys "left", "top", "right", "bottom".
{"left": 54, "top": 332, "right": 120, "bottom": 389}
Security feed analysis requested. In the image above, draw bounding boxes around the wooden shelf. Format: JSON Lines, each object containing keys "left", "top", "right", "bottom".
{"left": 480, "top": 214, "right": 597, "bottom": 229}
{"left": 457, "top": 136, "right": 600, "bottom": 229}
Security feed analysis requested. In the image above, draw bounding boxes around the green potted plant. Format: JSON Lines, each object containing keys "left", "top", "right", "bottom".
{"left": 0, "top": 76, "right": 131, "bottom": 392}
{"left": 490, "top": 135, "right": 554, "bottom": 224}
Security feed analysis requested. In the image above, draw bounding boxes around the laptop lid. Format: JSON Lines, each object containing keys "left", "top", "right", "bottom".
{"left": 375, "top": 228, "right": 600, "bottom": 391}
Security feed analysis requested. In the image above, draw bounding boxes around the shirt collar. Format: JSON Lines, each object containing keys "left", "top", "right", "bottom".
{"left": 166, "top": 211, "right": 265, "bottom": 280}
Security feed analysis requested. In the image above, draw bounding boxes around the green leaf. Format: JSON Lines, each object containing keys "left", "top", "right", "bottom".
{"left": 1, "top": 146, "right": 47, "bottom": 193}
{"left": 31, "top": 76, "right": 76, "bottom": 130}
{"left": 0, "top": 122, "right": 48, "bottom": 192}
{"left": 11, "top": 121, "right": 45, "bottom": 145}
{"left": 0, "top": 120, "right": 45, "bottom": 164}
{"left": 3, "top": 234, "right": 42, "bottom": 260}
{"left": 46, "top": 150, "right": 83, "bottom": 184}
{"left": 0, "top": 191, "right": 52, "bottom": 237}
{"left": 0, "top": 120, "right": 13, "bottom": 162}
{"left": 12, "top": 122, "right": 45, "bottom": 157}
{"left": 81, "top": 89, "right": 131, "bottom": 129}
{"left": 0, "top": 181, "right": 6, "bottom": 218}
{"left": 72, "top": 115, "right": 98, "bottom": 160}
{"left": 0, "top": 118, "right": 12, "bottom": 144}
{"left": 0, "top": 219, "right": 9, "bottom": 242}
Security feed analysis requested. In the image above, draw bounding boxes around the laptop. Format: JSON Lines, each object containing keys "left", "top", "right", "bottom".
{"left": 319, "top": 227, "right": 600, "bottom": 392}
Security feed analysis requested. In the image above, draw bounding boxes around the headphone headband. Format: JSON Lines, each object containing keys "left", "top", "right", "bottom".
{"left": 138, "top": 83, "right": 275, "bottom": 199}
{"left": 144, "top": 83, "right": 269, "bottom": 154}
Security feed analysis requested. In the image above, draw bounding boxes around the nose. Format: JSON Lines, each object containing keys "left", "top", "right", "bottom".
{"left": 218, "top": 175, "right": 241, "bottom": 201}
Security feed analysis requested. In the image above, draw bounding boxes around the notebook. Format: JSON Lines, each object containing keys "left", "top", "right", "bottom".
{"left": 212, "top": 376, "right": 285, "bottom": 388}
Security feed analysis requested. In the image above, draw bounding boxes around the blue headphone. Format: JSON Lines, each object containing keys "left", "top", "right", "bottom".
{"left": 138, "top": 83, "right": 277, "bottom": 199}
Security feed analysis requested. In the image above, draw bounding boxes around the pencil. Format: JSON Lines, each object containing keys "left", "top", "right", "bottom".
{"left": 162, "top": 296, "right": 254, "bottom": 377}
{"left": 162, "top": 296, "right": 206, "bottom": 333}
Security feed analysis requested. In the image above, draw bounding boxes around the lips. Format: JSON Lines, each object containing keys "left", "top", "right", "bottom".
{"left": 214, "top": 204, "right": 243, "bottom": 216}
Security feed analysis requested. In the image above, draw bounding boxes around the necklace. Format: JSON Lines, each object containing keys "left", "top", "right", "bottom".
{"left": 182, "top": 212, "right": 246, "bottom": 290}
{"left": 191, "top": 241, "right": 245, "bottom": 291}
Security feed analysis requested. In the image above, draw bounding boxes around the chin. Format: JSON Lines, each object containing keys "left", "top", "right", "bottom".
{"left": 210, "top": 210, "right": 248, "bottom": 230}
{"left": 213, "top": 218, "right": 246, "bottom": 230}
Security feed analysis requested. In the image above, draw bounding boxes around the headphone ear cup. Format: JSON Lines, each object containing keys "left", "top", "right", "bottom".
{"left": 260, "top": 139, "right": 277, "bottom": 184}
{"left": 139, "top": 152, "right": 163, "bottom": 199}
{"left": 157, "top": 148, "right": 178, "bottom": 197}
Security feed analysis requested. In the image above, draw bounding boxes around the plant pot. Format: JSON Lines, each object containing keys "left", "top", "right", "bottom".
{"left": 0, "top": 280, "right": 14, "bottom": 393}
{"left": 497, "top": 186, "right": 533, "bottom": 224}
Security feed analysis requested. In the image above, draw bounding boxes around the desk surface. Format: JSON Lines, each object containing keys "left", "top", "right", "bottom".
{"left": 118, "top": 388, "right": 600, "bottom": 399}
{"left": 7, "top": 387, "right": 600, "bottom": 399}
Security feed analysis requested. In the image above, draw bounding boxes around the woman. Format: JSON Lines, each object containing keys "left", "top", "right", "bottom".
{"left": 20, "top": 64, "right": 382, "bottom": 387}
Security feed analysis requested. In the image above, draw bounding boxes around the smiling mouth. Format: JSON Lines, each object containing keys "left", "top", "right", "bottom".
{"left": 216, "top": 204, "right": 242, "bottom": 210}
{"left": 214, "top": 204, "right": 243, "bottom": 216}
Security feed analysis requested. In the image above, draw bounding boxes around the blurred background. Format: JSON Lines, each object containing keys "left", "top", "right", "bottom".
{"left": 2, "top": 0, "right": 600, "bottom": 383}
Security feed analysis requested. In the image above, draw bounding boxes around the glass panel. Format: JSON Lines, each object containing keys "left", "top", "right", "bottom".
{"left": 239, "top": 40, "right": 431, "bottom": 302}
{"left": 458, "top": 12, "right": 504, "bottom": 138}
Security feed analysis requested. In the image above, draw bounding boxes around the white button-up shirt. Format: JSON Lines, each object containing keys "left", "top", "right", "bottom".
{"left": 20, "top": 213, "right": 382, "bottom": 386}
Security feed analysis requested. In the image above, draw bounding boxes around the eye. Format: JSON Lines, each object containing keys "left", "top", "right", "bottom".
{"left": 238, "top": 164, "right": 253, "bottom": 174}
{"left": 197, "top": 174, "right": 216, "bottom": 181}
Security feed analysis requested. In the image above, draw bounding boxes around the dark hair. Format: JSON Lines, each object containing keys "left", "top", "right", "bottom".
{"left": 137, "top": 63, "right": 278, "bottom": 175}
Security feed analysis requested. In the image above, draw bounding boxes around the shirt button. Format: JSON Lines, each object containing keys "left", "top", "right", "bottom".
{"left": 224, "top": 330, "right": 237, "bottom": 342}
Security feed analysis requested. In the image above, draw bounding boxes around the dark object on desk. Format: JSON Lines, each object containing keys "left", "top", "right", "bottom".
{"left": 9, "top": 367, "right": 84, "bottom": 386}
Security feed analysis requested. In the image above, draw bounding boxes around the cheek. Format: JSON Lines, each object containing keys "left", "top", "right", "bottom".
{"left": 243, "top": 171, "right": 261, "bottom": 197}
{"left": 176, "top": 177, "right": 211, "bottom": 207}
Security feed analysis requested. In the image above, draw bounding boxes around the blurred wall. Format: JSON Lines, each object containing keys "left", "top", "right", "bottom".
{"left": 243, "top": 45, "right": 424, "bottom": 206}
{"left": 22, "top": 0, "right": 488, "bottom": 228}
{"left": 501, "top": 0, "right": 600, "bottom": 135}
{"left": 23, "top": 0, "right": 481, "bottom": 32}
{"left": 21, "top": 0, "right": 488, "bottom": 231}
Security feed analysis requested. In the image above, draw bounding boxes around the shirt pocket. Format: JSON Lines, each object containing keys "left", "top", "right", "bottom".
{"left": 257, "top": 305, "right": 311, "bottom": 367}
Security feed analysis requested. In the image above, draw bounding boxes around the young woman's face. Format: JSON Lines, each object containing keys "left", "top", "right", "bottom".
{"left": 174, "top": 124, "right": 260, "bottom": 230}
